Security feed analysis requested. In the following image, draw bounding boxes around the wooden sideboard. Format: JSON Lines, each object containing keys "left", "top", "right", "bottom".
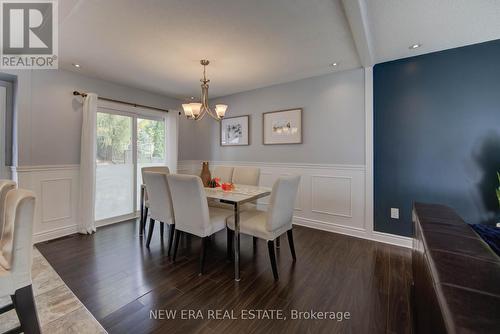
{"left": 412, "top": 202, "right": 500, "bottom": 334}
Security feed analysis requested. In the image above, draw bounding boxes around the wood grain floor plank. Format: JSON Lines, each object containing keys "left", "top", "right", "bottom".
{"left": 36, "top": 219, "right": 412, "bottom": 334}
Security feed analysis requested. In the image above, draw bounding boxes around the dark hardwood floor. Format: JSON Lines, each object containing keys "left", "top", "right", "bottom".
{"left": 36, "top": 220, "right": 413, "bottom": 334}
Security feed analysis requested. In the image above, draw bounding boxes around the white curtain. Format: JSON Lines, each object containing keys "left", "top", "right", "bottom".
{"left": 165, "top": 110, "right": 179, "bottom": 173}
{"left": 79, "top": 93, "right": 98, "bottom": 234}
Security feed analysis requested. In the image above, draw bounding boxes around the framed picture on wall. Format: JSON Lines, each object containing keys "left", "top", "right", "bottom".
{"left": 220, "top": 115, "right": 250, "bottom": 146}
{"left": 263, "top": 108, "right": 302, "bottom": 145}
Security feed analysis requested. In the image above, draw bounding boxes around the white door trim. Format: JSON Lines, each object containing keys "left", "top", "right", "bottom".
{"left": 364, "top": 67, "right": 375, "bottom": 237}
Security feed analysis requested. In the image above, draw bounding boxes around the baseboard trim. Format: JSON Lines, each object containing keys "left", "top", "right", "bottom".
{"left": 33, "top": 213, "right": 140, "bottom": 244}
{"left": 33, "top": 224, "right": 79, "bottom": 243}
{"left": 181, "top": 159, "right": 411, "bottom": 249}
{"left": 293, "top": 215, "right": 365, "bottom": 232}
{"left": 96, "top": 213, "right": 139, "bottom": 228}
{"left": 293, "top": 216, "right": 412, "bottom": 248}
{"left": 32, "top": 215, "right": 411, "bottom": 248}
{"left": 371, "top": 231, "right": 413, "bottom": 248}
{"left": 24, "top": 162, "right": 412, "bottom": 249}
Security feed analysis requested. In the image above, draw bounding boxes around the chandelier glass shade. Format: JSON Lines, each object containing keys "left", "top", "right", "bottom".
{"left": 182, "top": 60, "right": 228, "bottom": 121}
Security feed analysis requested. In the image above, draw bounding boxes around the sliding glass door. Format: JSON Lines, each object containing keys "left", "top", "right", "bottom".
{"left": 136, "top": 117, "right": 166, "bottom": 207}
{"left": 95, "top": 109, "right": 166, "bottom": 222}
{"left": 95, "top": 113, "right": 134, "bottom": 221}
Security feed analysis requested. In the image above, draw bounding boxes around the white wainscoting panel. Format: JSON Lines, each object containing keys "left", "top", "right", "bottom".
{"left": 178, "top": 160, "right": 411, "bottom": 248}
{"left": 16, "top": 165, "right": 80, "bottom": 243}
{"left": 41, "top": 178, "right": 72, "bottom": 223}
{"left": 311, "top": 175, "right": 352, "bottom": 218}
{"left": 12, "top": 162, "right": 411, "bottom": 247}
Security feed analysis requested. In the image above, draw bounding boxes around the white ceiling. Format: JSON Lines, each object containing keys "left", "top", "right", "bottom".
{"left": 367, "top": 0, "right": 500, "bottom": 63}
{"left": 59, "top": 0, "right": 359, "bottom": 99}
{"left": 58, "top": 0, "right": 500, "bottom": 99}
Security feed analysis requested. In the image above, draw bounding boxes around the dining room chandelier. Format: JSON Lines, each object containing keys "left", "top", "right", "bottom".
{"left": 182, "top": 59, "right": 228, "bottom": 121}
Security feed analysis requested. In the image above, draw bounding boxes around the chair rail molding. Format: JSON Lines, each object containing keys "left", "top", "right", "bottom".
{"left": 178, "top": 159, "right": 412, "bottom": 248}
{"left": 13, "top": 157, "right": 412, "bottom": 248}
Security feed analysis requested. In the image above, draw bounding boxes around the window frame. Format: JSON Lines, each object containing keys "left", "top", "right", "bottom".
{"left": 95, "top": 100, "right": 168, "bottom": 223}
{"left": 0, "top": 80, "right": 13, "bottom": 179}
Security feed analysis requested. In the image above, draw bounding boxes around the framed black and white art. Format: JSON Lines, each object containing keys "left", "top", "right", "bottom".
{"left": 263, "top": 108, "right": 302, "bottom": 145}
{"left": 220, "top": 115, "right": 250, "bottom": 146}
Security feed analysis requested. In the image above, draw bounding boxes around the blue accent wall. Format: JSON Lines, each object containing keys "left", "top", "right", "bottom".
{"left": 374, "top": 39, "right": 500, "bottom": 237}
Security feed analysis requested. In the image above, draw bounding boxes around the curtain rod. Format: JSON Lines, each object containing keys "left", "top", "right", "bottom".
{"left": 73, "top": 91, "right": 169, "bottom": 113}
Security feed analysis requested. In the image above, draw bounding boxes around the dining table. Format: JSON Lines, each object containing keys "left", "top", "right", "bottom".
{"left": 140, "top": 182, "right": 271, "bottom": 281}
{"left": 204, "top": 184, "right": 271, "bottom": 281}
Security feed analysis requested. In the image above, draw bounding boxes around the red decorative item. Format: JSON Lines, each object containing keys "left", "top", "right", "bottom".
{"left": 207, "top": 177, "right": 222, "bottom": 188}
{"left": 221, "top": 182, "right": 234, "bottom": 191}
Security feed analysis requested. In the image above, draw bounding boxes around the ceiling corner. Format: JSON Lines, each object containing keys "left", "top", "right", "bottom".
{"left": 341, "top": 0, "right": 374, "bottom": 67}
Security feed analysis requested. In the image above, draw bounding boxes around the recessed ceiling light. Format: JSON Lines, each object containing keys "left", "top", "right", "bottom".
{"left": 72, "top": 63, "right": 81, "bottom": 68}
{"left": 330, "top": 62, "right": 338, "bottom": 67}
{"left": 409, "top": 43, "right": 421, "bottom": 50}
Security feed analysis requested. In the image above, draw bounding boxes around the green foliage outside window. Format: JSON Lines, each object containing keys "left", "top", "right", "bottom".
{"left": 96, "top": 113, "right": 166, "bottom": 164}
{"left": 97, "top": 113, "right": 131, "bottom": 163}
{"left": 138, "top": 119, "right": 165, "bottom": 162}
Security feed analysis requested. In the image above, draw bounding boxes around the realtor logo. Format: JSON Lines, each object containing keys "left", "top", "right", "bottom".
{"left": 0, "top": 0, "right": 58, "bottom": 69}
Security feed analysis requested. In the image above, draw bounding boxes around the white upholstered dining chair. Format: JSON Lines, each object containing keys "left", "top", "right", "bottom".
{"left": 140, "top": 166, "right": 170, "bottom": 234}
{"left": 0, "top": 189, "right": 40, "bottom": 334}
{"left": 143, "top": 171, "right": 175, "bottom": 253}
{"left": 210, "top": 166, "right": 261, "bottom": 212}
{"left": 227, "top": 175, "right": 300, "bottom": 280}
{"left": 212, "top": 166, "right": 234, "bottom": 183}
{"left": 0, "top": 180, "right": 16, "bottom": 238}
{"left": 167, "top": 174, "right": 233, "bottom": 275}
{"left": 222, "top": 166, "right": 262, "bottom": 254}
{"left": 207, "top": 166, "right": 233, "bottom": 209}
{"left": 231, "top": 166, "right": 261, "bottom": 210}
{"left": 232, "top": 166, "right": 260, "bottom": 186}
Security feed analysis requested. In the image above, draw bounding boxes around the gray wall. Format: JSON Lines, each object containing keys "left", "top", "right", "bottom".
{"left": 3, "top": 67, "right": 365, "bottom": 167}
{"left": 179, "top": 68, "right": 366, "bottom": 165}
{"left": 4, "top": 69, "right": 181, "bottom": 166}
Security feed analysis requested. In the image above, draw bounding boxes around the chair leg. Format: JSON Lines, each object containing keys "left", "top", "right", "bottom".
{"left": 276, "top": 236, "right": 280, "bottom": 248}
{"left": 160, "top": 222, "right": 164, "bottom": 240}
{"left": 168, "top": 224, "right": 175, "bottom": 256}
{"left": 227, "top": 229, "right": 234, "bottom": 260}
{"left": 199, "top": 237, "right": 208, "bottom": 275}
{"left": 0, "top": 301, "right": 15, "bottom": 314}
{"left": 11, "top": 285, "right": 41, "bottom": 334}
{"left": 140, "top": 201, "right": 144, "bottom": 229}
{"left": 139, "top": 212, "right": 144, "bottom": 237}
{"left": 143, "top": 207, "right": 149, "bottom": 234}
{"left": 267, "top": 240, "right": 279, "bottom": 281}
{"left": 287, "top": 230, "right": 296, "bottom": 261}
{"left": 146, "top": 218, "right": 155, "bottom": 248}
{"left": 172, "top": 230, "right": 181, "bottom": 262}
